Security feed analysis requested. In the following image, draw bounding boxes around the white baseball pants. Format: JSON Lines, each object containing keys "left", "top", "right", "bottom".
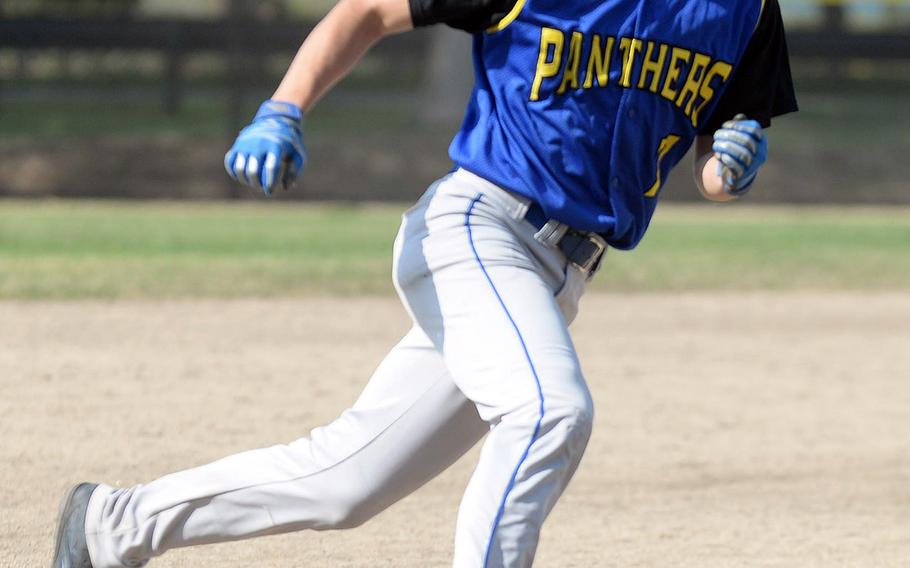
{"left": 84, "top": 169, "right": 595, "bottom": 568}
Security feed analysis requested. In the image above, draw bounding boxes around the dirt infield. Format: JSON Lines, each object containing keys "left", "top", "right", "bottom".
{"left": 2, "top": 293, "right": 908, "bottom": 567}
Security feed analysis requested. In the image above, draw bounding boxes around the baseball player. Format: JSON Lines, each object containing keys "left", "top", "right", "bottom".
{"left": 52, "top": 0, "right": 797, "bottom": 566}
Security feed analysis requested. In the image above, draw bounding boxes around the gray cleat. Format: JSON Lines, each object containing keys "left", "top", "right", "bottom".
{"left": 51, "top": 483, "right": 97, "bottom": 568}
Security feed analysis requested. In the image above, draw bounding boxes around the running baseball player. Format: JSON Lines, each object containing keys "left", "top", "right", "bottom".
{"left": 52, "top": 0, "right": 796, "bottom": 566}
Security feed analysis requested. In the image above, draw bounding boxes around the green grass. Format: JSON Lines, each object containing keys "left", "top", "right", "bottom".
{"left": 0, "top": 201, "right": 401, "bottom": 298}
{"left": 603, "top": 205, "right": 910, "bottom": 291}
{"left": 0, "top": 201, "right": 908, "bottom": 299}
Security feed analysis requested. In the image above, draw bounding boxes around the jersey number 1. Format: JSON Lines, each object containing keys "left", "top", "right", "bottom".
{"left": 644, "top": 134, "right": 681, "bottom": 198}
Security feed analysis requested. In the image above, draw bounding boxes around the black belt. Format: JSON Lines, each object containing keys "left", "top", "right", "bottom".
{"left": 525, "top": 202, "right": 606, "bottom": 274}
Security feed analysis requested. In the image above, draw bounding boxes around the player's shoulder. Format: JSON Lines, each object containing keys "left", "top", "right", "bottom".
{"left": 755, "top": 0, "right": 784, "bottom": 33}
{"left": 409, "top": 0, "right": 521, "bottom": 32}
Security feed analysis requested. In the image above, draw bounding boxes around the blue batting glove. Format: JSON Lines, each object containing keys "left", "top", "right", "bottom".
{"left": 712, "top": 114, "right": 768, "bottom": 196}
{"left": 224, "top": 100, "right": 307, "bottom": 196}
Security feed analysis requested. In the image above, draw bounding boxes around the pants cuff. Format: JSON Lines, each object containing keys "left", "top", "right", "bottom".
{"left": 84, "top": 483, "right": 140, "bottom": 568}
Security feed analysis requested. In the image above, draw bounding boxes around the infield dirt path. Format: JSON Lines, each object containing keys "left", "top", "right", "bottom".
{"left": 2, "top": 293, "right": 908, "bottom": 567}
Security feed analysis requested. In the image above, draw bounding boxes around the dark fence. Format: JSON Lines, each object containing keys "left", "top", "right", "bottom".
{"left": 3, "top": 17, "right": 909, "bottom": 119}
{"left": 787, "top": 30, "right": 910, "bottom": 58}
{"left": 0, "top": 17, "right": 428, "bottom": 124}
{"left": 3, "top": 18, "right": 910, "bottom": 116}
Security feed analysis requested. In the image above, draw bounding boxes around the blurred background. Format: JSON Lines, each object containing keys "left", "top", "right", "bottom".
{"left": 0, "top": 1, "right": 908, "bottom": 299}
{"left": 1, "top": 0, "right": 908, "bottom": 201}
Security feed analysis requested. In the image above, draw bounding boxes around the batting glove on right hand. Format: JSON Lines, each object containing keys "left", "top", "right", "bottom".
{"left": 713, "top": 114, "right": 768, "bottom": 196}
{"left": 225, "top": 100, "right": 307, "bottom": 196}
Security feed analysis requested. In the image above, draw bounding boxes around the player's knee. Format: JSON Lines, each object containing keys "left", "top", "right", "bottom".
{"left": 325, "top": 505, "right": 371, "bottom": 530}
{"left": 320, "top": 487, "right": 377, "bottom": 530}
{"left": 541, "top": 390, "right": 595, "bottom": 457}
{"left": 505, "top": 390, "right": 593, "bottom": 449}
{"left": 550, "top": 400, "right": 594, "bottom": 444}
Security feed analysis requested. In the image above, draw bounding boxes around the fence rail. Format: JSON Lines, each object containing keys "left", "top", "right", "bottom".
{"left": 787, "top": 30, "right": 910, "bottom": 57}
{"left": 0, "top": 18, "right": 431, "bottom": 53}
{"left": 3, "top": 16, "right": 909, "bottom": 50}
{"left": 3, "top": 16, "right": 909, "bottom": 58}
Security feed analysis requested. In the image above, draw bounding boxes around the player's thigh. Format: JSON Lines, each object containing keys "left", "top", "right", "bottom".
{"left": 297, "top": 326, "right": 488, "bottom": 495}
{"left": 396, "top": 188, "right": 591, "bottom": 423}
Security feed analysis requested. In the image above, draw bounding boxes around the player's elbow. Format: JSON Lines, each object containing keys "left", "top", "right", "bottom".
{"left": 314, "top": 485, "right": 380, "bottom": 530}
{"left": 350, "top": 0, "right": 413, "bottom": 37}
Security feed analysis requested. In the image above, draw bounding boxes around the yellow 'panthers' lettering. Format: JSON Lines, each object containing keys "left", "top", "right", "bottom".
{"left": 618, "top": 37, "right": 644, "bottom": 88}
{"left": 557, "top": 31, "right": 584, "bottom": 94}
{"left": 637, "top": 41, "right": 667, "bottom": 93}
{"left": 692, "top": 61, "right": 733, "bottom": 128}
{"left": 529, "top": 27, "right": 734, "bottom": 128}
{"left": 530, "top": 28, "right": 565, "bottom": 102}
{"left": 582, "top": 34, "right": 614, "bottom": 89}
{"left": 676, "top": 52, "right": 712, "bottom": 115}
{"left": 660, "top": 47, "right": 692, "bottom": 103}
{"left": 645, "top": 134, "right": 681, "bottom": 197}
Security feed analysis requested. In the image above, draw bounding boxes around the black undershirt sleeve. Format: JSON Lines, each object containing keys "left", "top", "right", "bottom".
{"left": 409, "top": 0, "right": 517, "bottom": 33}
{"left": 700, "top": 0, "right": 799, "bottom": 133}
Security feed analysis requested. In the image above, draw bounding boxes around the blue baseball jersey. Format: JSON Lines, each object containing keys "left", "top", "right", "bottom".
{"left": 411, "top": 0, "right": 797, "bottom": 249}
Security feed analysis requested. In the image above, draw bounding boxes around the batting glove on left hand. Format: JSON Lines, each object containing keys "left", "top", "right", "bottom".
{"left": 713, "top": 114, "right": 768, "bottom": 196}
{"left": 225, "top": 100, "right": 307, "bottom": 196}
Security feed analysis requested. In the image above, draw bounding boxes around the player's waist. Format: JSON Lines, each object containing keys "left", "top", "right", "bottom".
{"left": 452, "top": 168, "right": 607, "bottom": 275}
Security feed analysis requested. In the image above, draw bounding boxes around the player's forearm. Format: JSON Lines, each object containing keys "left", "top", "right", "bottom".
{"left": 693, "top": 135, "right": 736, "bottom": 202}
{"left": 272, "top": 0, "right": 412, "bottom": 112}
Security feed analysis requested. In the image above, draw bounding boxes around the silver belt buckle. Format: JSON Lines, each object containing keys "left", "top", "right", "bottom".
{"left": 534, "top": 219, "right": 569, "bottom": 248}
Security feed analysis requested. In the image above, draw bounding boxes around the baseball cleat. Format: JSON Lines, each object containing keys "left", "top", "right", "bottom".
{"left": 51, "top": 482, "right": 97, "bottom": 568}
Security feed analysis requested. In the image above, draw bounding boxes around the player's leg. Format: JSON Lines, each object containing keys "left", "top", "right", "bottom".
{"left": 82, "top": 326, "right": 487, "bottom": 568}
{"left": 395, "top": 171, "right": 594, "bottom": 568}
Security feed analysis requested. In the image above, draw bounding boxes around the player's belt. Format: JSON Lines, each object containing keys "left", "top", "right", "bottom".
{"left": 451, "top": 168, "right": 607, "bottom": 275}
{"left": 524, "top": 202, "right": 607, "bottom": 274}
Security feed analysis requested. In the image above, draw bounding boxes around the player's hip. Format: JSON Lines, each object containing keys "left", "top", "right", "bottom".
{"left": 392, "top": 169, "right": 589, "bottom": 318}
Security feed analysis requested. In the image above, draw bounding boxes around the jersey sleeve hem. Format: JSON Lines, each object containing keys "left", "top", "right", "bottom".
{"left": 756, "top": 0, "right": 767, "bottom": 31}
{"left": 485, "top": 0, "right": 526, "bottom": 33}
{"left": 408, "top": 0, "right": 430, "bottom": 27}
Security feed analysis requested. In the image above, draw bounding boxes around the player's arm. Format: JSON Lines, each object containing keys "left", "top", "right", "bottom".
{"left": 225, "top": 0, "right": 511, "bottom": 195}
{"left": 224, "top": 0, "right": 412, "bottom": 194}
{"left": 692, "top": 0, "right": 797, "bottom": 202}
{"left": 272, "top": 0, "right": 413, "bottom": 112}
{"left": 273, "top": 0, "right": 514, "bottom": 109}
